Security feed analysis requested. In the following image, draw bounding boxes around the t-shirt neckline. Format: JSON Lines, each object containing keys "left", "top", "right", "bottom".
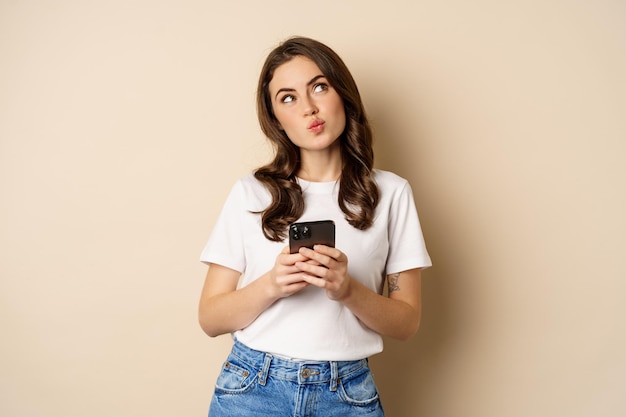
{"left": 296, "top": 177, "right": 339, "bottom": 194}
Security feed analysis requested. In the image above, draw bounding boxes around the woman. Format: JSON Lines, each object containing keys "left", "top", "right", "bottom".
{"left": 199, "top": 36, "right": 431, "bottom": 417}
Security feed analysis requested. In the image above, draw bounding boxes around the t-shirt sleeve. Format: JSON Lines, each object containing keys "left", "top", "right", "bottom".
{"left": 385, "top": 180, "right": 432, "bottom": 275}
{"left": 199, "top": 180, "right": 246, "bottom": 272}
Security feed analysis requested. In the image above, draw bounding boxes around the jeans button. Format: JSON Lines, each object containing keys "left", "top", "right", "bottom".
{"left": 302, "top": 368, "right": 311, "bottom": 378}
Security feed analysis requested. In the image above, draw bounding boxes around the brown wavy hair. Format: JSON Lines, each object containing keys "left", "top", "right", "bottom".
{"left": 254, "top": 36, "right": 380, "bottom": 241}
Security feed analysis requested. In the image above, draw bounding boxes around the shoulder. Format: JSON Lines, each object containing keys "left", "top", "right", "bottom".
{"left": 238, "top": 172, "right": 264, "bottom": 188}
{"left": 372, "top": 169, "right": 410, "bottom": 192}
{"left": 230, "top": 172, "right": 272, "bottom": 210}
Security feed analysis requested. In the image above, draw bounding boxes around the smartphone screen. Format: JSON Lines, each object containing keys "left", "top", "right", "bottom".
{"left": 289, "top": 220, "right": 335, "bottom": 254}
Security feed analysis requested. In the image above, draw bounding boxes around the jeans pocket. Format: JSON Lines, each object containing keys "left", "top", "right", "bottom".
{"left": 337, "top": 367, "right": 380, "bottom": 406}
{"left": 214, "top": 356, "right": 258, "bottom": 394}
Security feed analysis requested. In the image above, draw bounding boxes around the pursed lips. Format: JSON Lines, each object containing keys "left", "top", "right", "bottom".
{"left": 307, "top": 119, "right": 325, "bottom": 130}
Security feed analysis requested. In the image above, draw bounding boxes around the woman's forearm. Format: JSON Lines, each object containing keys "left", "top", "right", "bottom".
{"left": 343, "top": 282, "right": 421, "bottom": 341}
{"left": 199, "top": 271, "right": 277, "bottom": 337}
{"left": 340, "top": 275, "right": 422, "bottom": 341}
{"left": 199, "top": 253, "right": 314, "bottom": 337}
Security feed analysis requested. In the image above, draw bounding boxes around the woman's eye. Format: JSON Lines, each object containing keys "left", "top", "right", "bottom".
{"left": 281, "top": 95, "right": 295, "bottom": 103}
{"left": 313, "top": 83, "right": 328, "bottom": 93}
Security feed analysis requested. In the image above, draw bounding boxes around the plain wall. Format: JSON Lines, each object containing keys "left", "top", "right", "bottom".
{"left": 1, "top": 1, "right": 624, "bottom": 416}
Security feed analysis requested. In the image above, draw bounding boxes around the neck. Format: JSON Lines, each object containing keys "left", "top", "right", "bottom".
{"left": 297, "top": 150, "right": 342, "bottom": 182}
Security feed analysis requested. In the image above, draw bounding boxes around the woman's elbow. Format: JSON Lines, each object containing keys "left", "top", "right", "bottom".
{"left": 393, "top": 311, "right": 422, "bottom": 341}
{"left": 198, "top": 309, "right": 223, "bottom": 338}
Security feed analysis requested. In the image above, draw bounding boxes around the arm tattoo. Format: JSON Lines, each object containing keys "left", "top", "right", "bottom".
{"left": 388, "top": 273, "right": 401, "bottom": 293}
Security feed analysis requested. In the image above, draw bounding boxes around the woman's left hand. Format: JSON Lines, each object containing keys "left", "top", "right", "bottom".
{"left": 295, "top": 245, "right": 352, "bottom": 301}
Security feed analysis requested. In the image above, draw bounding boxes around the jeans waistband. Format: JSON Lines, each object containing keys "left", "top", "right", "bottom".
{"left": 230, "top": 339, "right": 368, "bottom": 391}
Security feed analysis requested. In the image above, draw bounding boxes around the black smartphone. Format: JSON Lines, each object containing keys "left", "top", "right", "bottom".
{"left": 289, "top": 220, "right": 335, "bottom": 254}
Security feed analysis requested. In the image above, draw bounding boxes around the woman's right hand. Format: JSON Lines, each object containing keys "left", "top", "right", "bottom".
{"left": 265, "top": 246, "right": 314, "bottom": 299}
{"left": 199, "top": 246, "right": 320, "bottom": 337}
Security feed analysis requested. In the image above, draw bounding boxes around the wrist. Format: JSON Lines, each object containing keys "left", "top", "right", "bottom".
{"left": 334, "top": 276, "right": 356, "bottom": 303}
{"left": 260, "top": 271, "right": 281, "bottom": 302}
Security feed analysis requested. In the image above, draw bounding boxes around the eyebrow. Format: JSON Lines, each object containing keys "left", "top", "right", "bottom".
{"left": 274, "top": 74, "right": 326, "bottom": 100}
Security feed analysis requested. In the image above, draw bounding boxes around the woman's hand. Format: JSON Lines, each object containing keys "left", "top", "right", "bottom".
{"left": 295, "top": 245, "right": 352, "bottom": 301}
{"left": 265, "top": 246, "right": 313, "bottom": 299}
{"left": 199, "top": 246, "right": 315, "bottom": 337}
{"left": 293, "top": 249, "right": 424, "bottom": 340}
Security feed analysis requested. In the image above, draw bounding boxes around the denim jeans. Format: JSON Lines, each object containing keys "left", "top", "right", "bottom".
{"left": 208, "top": 339, "right": 385, "bottom": 416}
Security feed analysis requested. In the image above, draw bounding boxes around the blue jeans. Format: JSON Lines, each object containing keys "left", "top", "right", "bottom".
{"left": 208, "top": 339, "right": 385, "bottom": 416}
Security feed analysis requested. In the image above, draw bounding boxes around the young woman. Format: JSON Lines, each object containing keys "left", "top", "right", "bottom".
{"left": 199, "top": 36, "right": 431, "bottom": 417}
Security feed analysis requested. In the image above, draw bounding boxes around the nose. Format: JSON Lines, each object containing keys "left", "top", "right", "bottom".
{"left": 302, "top": 96, "right": 318, "bottom": 116}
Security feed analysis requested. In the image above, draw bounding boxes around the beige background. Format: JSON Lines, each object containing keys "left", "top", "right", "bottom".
{"left": 1, "top": 1, "right": 625, "bottom": 416}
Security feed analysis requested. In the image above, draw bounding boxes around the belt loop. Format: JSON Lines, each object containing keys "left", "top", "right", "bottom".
{"left": 329, "top": 361, "right": 338, "bottom": 391}
{"left": 258, "top": 353, "right": 272, "bottom": 386}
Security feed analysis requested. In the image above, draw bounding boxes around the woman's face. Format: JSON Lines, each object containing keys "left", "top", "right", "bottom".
{"left": 268, "top": 56, "right": 346, "bottom": 153}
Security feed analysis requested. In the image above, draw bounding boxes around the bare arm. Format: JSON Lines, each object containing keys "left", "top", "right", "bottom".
{"left": 296, "top": 246, "right": 423, "bottom": 340}
{"left": 198, "top": 247, "right": 312, "bottom": 337}
{"left": 339, "top": 269, "right": 422, "bottom": 340}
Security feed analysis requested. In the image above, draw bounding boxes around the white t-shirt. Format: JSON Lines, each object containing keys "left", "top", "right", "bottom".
{"left": 200, "top": 169, "right": 431, "bottom": 360}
